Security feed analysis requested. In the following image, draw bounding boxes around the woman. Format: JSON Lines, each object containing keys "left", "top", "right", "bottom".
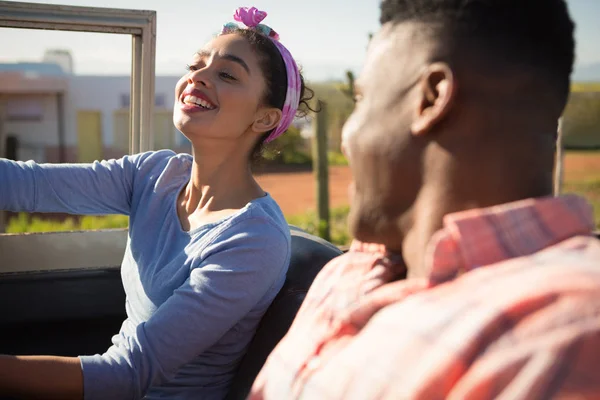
{"left": 0, "top": 7, "right": 314, "bottom": 399}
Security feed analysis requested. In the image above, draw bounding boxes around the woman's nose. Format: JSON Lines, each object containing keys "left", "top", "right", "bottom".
{"left": 187, "top": 69, "right": 209, "bottom": 87}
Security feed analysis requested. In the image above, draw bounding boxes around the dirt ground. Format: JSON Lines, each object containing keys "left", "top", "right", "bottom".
{"left": 255, "top": 152, "right": 600, "bottom": 217}
{"left": 563, "top": 151, "right": 600, "bottom": 181}
{"left": 255, "top": 166, "right": 353, "bottom": 216}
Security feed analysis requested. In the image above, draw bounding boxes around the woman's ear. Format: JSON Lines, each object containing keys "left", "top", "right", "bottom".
{"left": 252, "top": 107, "right": 283, "bottom": 133}
{"left": 411, "top": 62, "right": 457, "bottom": 136}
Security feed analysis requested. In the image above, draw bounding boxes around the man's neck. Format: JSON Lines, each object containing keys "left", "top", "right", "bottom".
{"left": 400, "top": 177, "right": 554, "bottom": 279}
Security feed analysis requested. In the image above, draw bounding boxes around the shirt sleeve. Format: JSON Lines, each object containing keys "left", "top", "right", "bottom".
{"left": 0, "top": 152, "right": 154, "bottom": 215}
{"left": 79, "top": 217, "right": 290, "bottom": 400}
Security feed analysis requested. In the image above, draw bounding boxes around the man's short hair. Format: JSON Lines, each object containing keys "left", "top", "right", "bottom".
{"left": 380, "top": 0, "right": 575, "bottom": 106}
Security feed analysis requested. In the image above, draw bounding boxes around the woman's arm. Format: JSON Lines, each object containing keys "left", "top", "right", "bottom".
{"left": 0, "top": 355, "right": 83, "bottom": 399}
{"left": 0, "top": 152, "right": 155, "bottom": 215}
{"left": 0, "top": 218, "right": 290, "bottom": 400}
{"left": 80, "top": 218, "right": 290, "bottom": 400}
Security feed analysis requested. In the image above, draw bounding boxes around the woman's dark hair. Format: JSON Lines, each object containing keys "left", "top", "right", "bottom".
{"left": 231, "top": 28, "right": 318, "bottom": 161}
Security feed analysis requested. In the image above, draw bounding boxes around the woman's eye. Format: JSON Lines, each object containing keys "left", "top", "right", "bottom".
{"left": 220, "top": 72, "right": 236, "bottom": 80}
{"left": 185, "top": 64, "right": 198, "bottom": 72}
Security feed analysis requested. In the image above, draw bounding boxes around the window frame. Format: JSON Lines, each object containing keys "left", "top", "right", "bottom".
{"left": 0, "top": 1, "right": 156, "bottom": 273}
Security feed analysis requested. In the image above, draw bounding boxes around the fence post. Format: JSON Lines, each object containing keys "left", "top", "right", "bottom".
{"left": 0, "top": 96, "right": 5, "bottom": 233}
{"left": 312, "top": 100, "right": 330, "bottom": 241}
{"left": 342, "top": 71, "right": 355, "bottom": 102}
{"left": 554, "top": 118, "right": 564, "bottom": 196}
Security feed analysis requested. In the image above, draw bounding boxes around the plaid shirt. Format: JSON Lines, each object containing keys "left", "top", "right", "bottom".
{"left": 250, "top": 195, "right": 600, "bottom": 399}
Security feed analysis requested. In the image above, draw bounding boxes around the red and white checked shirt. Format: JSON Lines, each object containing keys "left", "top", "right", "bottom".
{"left": 250, "top": 195, "right": 600, "bottom": 399}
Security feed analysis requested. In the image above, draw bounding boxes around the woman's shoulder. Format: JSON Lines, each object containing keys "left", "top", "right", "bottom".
{"left": 202, "top": 195, "right": 291, "bottom": 255}
{"left": 122, "top": 150, "right": 192, "bottom": 187}
{"left": 235, "top": 194, "right": 289, "bottom": 238}
{"left": 127, "top": 150, "right": 192, "bottom": 173}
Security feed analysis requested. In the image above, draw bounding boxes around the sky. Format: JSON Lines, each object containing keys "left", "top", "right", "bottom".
{"left": 0, "top": 0, "right": 598, "bottom": 81}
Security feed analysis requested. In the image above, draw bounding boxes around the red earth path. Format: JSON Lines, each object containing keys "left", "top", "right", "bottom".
{"left": 256, "top": 152, "right": 600, "bottom": 216}
{"left": 255, "top": 166, "right": 353, "bottom": 216}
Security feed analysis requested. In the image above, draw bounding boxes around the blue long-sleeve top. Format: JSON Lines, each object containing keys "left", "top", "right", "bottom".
{"left": 0, "top": 150, "right": 291, "bottom": 399}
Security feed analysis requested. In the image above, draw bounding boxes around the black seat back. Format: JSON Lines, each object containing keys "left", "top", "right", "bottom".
{"left": 225, "top": 227, "right": 342, "bottom": 400}
{"left": 0, "top": 227, "right": 342, "bottom": 399}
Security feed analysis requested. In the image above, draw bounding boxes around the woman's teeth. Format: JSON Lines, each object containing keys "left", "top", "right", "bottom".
{"left": 184, "top": 95, "right": 215, "bottom": 110}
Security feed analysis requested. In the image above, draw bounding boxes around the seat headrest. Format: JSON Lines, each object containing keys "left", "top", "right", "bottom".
{"left": 225, "top": 227, "right": 343, "bottom": 400}
{"left": 286, "top": 226, "right": 343, "bottom": 290}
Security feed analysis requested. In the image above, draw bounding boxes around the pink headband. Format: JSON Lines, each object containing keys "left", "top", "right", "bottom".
{"left": 221, "top": 7, "right": 301, "bottom": 143}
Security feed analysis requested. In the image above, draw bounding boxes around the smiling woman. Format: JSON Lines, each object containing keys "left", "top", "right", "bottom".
{"left": 0, "top": 6, "right": 316, "bottom": 400}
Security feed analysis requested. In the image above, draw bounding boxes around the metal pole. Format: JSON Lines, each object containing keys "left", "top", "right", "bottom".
{"left": 139, "top": 12, "right": 156, "bottom": 152}
{"left": 0, "top": 96, "right": 5, "bottom": 233}
{"left": 554, "top": 118, "right": 564, "bottom": 196}
{"left": 130, "top": 35, "right": 142, "bottom": 154}
{"left": 57, "top": 93, "right": 66, "bottom": 163}
{"left": 0, "top": 95, "right": 5, "bottom": 158}
{"left": 312, "top": 101, "right": 330, "bottom": 241}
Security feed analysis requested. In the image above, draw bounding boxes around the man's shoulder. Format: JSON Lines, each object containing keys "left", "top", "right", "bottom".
{"left": 369, "top": 234, "right": 600, "bottom": 333}
{"left": 525, "top": 234, "right": 600, "bottom": 274}
{"left": 298, "top": 243, "right": 405, "bottom": 313}
{"left": 312, "top": 245, "right": 388, "bottom": 285}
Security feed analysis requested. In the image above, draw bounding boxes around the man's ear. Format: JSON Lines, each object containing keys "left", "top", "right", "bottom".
{"left": 411, "top": 62, "right": 456, "bottom": 136}
{"left": 252, "top": 107, "right": 283, "bottom": 134}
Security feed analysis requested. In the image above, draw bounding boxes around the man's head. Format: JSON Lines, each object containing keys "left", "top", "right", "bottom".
{"left": 342, "top": 0, "right": 575, "bottom": 272}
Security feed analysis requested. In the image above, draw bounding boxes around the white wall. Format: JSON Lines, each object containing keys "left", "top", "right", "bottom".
{"left": 3, "top": 93, "right": 60, "bottom": 161}
{"left": 1, "top": 73, "right": 189, "bottom": 162}
{"left": 67, "top": 75, "right": 181, "bottom": 147}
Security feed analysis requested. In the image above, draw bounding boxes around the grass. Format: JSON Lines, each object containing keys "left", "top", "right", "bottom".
{"left": 286, "top": 205, "right": 351, "bottom": 246}
{"left": 561, "top": 150, "right": 600, "bottom": 228}
{"left": 563, "top": 177, "right": 600, "bottom": 228}
{"left": 571, "top": 82, "right": 600, "bottom": 92}
{"left": 5, "top": 207, "right": 353, "bottom": 246}
{"left": 5, "top": 150, "right": 599, "bottom": 243}
{"left": 327, "top": 151, "right": 349, "bottom": 166}
{"left": 6, "top": 214, "right": 129, "bottom": 234}
{"left": 562, "top": 88, "right": 600, "bottom": 148}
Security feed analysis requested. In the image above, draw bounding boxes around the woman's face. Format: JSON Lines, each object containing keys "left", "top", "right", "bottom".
{"left": 174, "top": 33, "right": 270, "bottom": 143}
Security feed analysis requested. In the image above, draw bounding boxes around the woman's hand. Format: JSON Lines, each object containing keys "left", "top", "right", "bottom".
{"left": 0, "top": 355, "right": 83, "bottom": 399}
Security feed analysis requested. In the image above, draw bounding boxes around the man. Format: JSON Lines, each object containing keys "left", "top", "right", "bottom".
{"left": 251, "top": 0, "right": 600, "bottom": 398}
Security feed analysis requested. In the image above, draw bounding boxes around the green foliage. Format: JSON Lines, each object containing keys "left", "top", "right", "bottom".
{"left": 9, "top": 207, "right": 352, "bottom": 244}
{"left": 310, "top": 82, "right": 355, "bottom": 154}
{"left": 563, "top": 176, "right": 600, "bottom": 228}
{"left": 340, "top": 70, "right": 356, "bottom": 101}
{"left": 311, "top": 83, "right": 355, "bottom": 116}
{"left": 317, "top": 219, "right": 330, "bottom": 241}
{"left": 562, "top": 91, "right": 600, "bottom": 148}
{"left": 262, "top": 126, "right": 311, "bottom": 165}
{"left": 571, "top": 82, "right": 600, "bottom": 92}
{"left": 287, "top": 205, "right": 351, "bottom": 246}
{"left": 328, "top": 151, "right": 349, "bottom": 166}
{"left": 282, "top": 150, "right": 312, "bottom": 165}
{"left": 79, "top": 215, "right": 130, "bottom": 230}
{"left": 6, "top": 214, "right": 129, "bottom": 233}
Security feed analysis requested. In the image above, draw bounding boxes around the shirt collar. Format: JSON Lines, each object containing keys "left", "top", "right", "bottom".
{"left": 425, "top": 195, "right": 595, "bottom": 285}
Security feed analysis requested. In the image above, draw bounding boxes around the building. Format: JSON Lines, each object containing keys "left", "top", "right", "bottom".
{"left": 0, "top": 50, "right": 338, "bottom": 164}
{"left": 0, "top": 61, "right": 69, "bottom": 162}
{"left": 0, "top": 52, "right": 190, "bottom": 164}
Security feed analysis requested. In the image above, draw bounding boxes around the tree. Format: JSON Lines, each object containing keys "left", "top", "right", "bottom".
{"left": 341, "top": 70, "right": 355, "bottom": 102}
{"left": 562, "top": 92, "right": 600, "bottom": 149}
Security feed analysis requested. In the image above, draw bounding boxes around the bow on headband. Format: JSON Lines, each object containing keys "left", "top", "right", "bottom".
{"left": 221, "top": 6, "right": 280, "bottom": 40}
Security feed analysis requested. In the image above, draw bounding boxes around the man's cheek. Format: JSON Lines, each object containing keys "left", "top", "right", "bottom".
{"left": 348, "top": 181, "right": 355, "bottom": 204}
{"left": 341, "top": 111, "right": 363, "bottom": 159}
